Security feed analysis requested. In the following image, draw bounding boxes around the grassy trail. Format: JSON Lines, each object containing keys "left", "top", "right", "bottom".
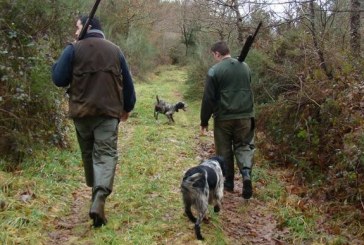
{"left": 1, "top": 65, "right": 360, "bottom": 245}
{"left": 112, "top": 65, "right": 226, "bottom": 244}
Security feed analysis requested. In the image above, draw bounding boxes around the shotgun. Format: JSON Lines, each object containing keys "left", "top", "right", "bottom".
{"left": 78, "top": 0, "right": 102, "bottom": 40}
{"left": 237, "top": 21, "right": 262, "bottom": 62}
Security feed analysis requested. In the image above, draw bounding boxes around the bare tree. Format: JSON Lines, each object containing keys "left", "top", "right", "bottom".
{"left": 350, "top": 0, "right": 361, "bottom": 55}
{"left": 231, "top": 0, "right": 245, "bottom": 43}
{"left": 101, "top": 0, "right": 161, "bottom": 40}
{"left": 206, "top": 0, "right": 261, "bottom": 44}
{"left": 177, "top": 0, "right": 203, "bottom": 55}
{"left": 308, "top": 0, "right": 333, "bottom": 80}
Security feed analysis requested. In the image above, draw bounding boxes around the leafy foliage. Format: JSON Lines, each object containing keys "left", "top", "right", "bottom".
{"left": 122, "top": 28, "right": 157, "bottom": 79}
{"left": 184, "top": 45, "right": 214, "bottom": 101}
{"left": 257, "top": 37, "right": 364, "bottom": 207}
{"left": 0, "top": 0, "right": 78, "bottom": 169}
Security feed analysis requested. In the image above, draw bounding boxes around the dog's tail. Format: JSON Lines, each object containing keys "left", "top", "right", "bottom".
{"left": 156, "top": 95, "right": 160, "bottom": 103}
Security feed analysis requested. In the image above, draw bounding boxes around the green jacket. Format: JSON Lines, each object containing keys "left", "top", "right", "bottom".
{"left": 200, "top": 57, "right": 254, "bottom": 127}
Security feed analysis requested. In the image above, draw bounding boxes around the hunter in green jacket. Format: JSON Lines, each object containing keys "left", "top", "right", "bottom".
{"left": 200, "top": 41, "right": 256, "bottom": 199}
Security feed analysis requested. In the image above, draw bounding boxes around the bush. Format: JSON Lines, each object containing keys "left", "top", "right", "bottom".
{"left": 116, "top": 28, "right": 157, "bottom": 80}
{"left": 184, "top": 46, "right": 213, "bottom": 101}
{"left": 0, "top": 0, "right": 76, "bottom": 169}
{"left": 256, "top": 66, "right": 364, "bottom": 204}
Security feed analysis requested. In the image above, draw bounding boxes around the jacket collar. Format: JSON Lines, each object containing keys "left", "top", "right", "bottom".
{"left": 85, "top": 29, "right": 105, "bottom": 39}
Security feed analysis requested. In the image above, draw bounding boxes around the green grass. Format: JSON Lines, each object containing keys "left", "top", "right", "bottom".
{"left": 108, "top": 65, "right": 226, "bottom": 244}
{"left": 0, "top": 65, "right": 226, "bottom": 244}
{"left": 1, "top": 65, "right": 362, "bottom": 245}
{"left": 0, "top": 148, "right": 81, "bottom": 244}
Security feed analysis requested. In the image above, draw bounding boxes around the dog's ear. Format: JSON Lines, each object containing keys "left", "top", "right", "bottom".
{"left": 176, "top": 102, "right": 186, "bottom": 111}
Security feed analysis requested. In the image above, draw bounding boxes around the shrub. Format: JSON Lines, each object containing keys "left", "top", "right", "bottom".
{"left": 0, "top": 0, "right": 76, "bottom": 169}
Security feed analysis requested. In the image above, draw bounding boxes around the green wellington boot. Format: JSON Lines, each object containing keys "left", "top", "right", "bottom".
{"left": 242, "top": 168, "right": 252, "bottom": 199}
{"left": 89, "top": 189, "right": 108, "bottom": 227}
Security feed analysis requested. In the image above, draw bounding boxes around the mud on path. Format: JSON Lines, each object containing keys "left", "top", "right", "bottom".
{"left": 221, "top": 181, "right": 286, "bottom": 245}
{"left": 48, "top": 186, "right": 92, "bottom": 244}
{"left": 197, "top": 135, "right": 287, "bottom": 245}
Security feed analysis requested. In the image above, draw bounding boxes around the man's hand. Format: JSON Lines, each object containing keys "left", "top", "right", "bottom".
{"left": 120, "top": 112, "right": 130, "bottom": 122}
{"left": 200, "top": 126, "right": 208, "bottom": 136}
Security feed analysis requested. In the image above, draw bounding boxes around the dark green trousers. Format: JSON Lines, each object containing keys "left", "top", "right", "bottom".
{"left": 214, "top": 118, "right": 255, "bottom": 186}
{"left": 73, "top": 117, "right": 119, "bottom": 194}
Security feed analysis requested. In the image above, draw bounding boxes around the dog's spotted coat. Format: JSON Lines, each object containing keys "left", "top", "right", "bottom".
{"left": 181, "top": 156, "right": 225, "bottom": 240}
{"left": 154, "top": 95, "right": 186, "bottom": 123}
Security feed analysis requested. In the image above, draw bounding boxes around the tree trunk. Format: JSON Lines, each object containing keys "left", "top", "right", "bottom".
{"left": 309, "top": 0, "right": 333, "bottom": 80}
{"left": 231, "top": 0, "right": 244, "bottom": 44}
{"left": 350, "top": 0, "right": 361, "bottom": 55}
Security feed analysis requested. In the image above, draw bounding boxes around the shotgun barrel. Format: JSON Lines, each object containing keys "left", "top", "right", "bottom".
{"left": 78, "top": 0, "right": 102, "bottom": 41}
{"left": 237, "top": 21, "right": 262, "bottom": 62}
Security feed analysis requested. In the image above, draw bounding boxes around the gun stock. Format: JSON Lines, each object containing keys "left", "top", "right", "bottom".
{"left": 238, "top": 21, "right": 262, "bottom": 62}
{"left": 78, "top": 0, "right": 102, "bottom": 41}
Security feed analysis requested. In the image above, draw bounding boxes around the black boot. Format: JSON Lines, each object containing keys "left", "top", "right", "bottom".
{"left": 224, "top": 176, "right": 234, "bottom": 192}
{"left": 89, "top": 189, "right": 108, "bottom": 227}
{"left": 242, "top": 168, "right": 252, "bottom": 199}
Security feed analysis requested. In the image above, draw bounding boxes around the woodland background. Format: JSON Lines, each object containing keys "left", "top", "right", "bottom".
{"left": 0, "top": 0, "right": 363, "bottom": 221}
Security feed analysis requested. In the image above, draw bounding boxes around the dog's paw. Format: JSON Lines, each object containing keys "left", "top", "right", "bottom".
{"left": 202, "top": 217, "right": 210, "bottom": 224}
{"left": 213, "top": 205, "right": 220, "bottom": 213}
{"left": 195, "top": 225, "right": 205, "bottom": 240}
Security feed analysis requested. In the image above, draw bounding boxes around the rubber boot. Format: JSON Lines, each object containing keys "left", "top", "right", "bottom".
{"left": 242, "top": 168, "right": 252, "bottom": 199}
{"left": 223, "top": 162, "right": 235, "bottom": 192}
{"left": 83, "top": 161, "right": 94, "bottom": 187}
{"left": 89, "top": 188, "right": 108, "bottom": 227}
{"left": 224, "top": 177, "right": 234, "bottom": 192}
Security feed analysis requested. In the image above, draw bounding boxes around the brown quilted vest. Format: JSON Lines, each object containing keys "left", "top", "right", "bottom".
{"left": 68, "top": 37, "right": 124, "bottom": 118}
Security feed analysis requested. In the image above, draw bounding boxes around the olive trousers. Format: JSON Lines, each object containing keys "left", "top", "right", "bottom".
{"left": 214, "top": 118, "right": 255, "bottom": 188}
{"left": 73, "top": 117, "right": 119, "bottom": 195}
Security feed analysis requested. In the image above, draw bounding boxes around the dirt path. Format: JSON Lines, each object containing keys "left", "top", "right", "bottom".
{"left": 47, "top": 124, "right": 134, "bottom": 244}
{"left": 221, "top": 184, "right": 283, "bottom": 245}
{"left": 197, "top": 135, "right": 287, "bottom": 245}
{"left": 48, "top": 186, "right": 92, "bottom": 244}
{"left": 46, "top": 133, "right": 289, "bottom": 245}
